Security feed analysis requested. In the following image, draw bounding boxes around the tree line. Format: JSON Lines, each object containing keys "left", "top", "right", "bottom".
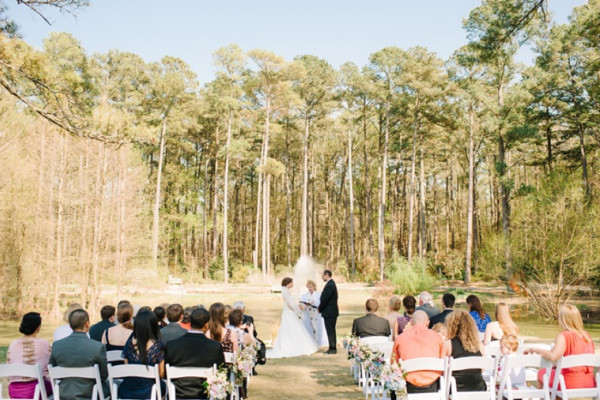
{"left": 0, "top": 0, "right": 598, "bottom": 318}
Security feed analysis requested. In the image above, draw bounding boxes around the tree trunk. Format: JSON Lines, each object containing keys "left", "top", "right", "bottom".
{"left": 407, "top": 108, "right": 419, "bottom": 263}
{"left": 418, "top": 137, "right": 426, "bottom": 259}
{"left": 223, "top": 113, "right": 232, "bottom": 284}
{"left": 348, "top": 129, "right": 356, "bottom": 281}
{"left": 578, "top": 125, "right": 590, "bottom": 201}
{"left": 261, "top": 97, "right": 271, "bottom": 277}
{"left": 301, "top": 115, "right": 310, "bottom": 256}
{"left": 363, "top": 108, "right": 374, "bottom": 256}
{"left": 212, "top": 127, "right": 221, "bottom": 260}
{"left": 152, "top": 119, "right": 167, "bottom": 271}
{"left": 465, "top": 105, "right": 475, "bottom": 284}
{"left": 378, "top": 101, "right": 390, "bottom": 280}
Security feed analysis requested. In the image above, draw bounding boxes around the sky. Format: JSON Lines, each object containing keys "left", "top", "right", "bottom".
{"left": 7, "top": 0, "right": 587, "bottom": 85}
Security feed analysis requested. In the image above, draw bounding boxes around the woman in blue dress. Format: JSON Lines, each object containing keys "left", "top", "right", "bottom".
{"left": 118, "top": 309, "right": 166, "bottom": 399}
{"left": 466, "top": 294, "right": 491, "bottom": 333}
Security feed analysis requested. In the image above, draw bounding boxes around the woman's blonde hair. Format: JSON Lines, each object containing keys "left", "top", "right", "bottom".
{"left": 495, "top": 303, "right": 519, "bottom": 337}
{"left": 63, "top": 303, "right": 84, "bottom": 323}
{"left": 306, "top": 280, "right": 317, "bottom": 289}
{"left": 446, "top": 310, "right": 481, "bottom": 354}
{"left": 500, "top": 334, "right": 519, "bottom": 353}
{"left": 389, "top": 296, "right": 402, "bottom": 312}
{"left": 558, "top": 304, "right": 591, "bottom": 343}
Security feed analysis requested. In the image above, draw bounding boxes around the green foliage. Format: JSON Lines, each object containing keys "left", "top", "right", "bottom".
{"left": 385, "top": 255, "right": 438, "bottom": 295}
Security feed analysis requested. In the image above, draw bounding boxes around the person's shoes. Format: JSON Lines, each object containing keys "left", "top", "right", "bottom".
{"left": 324, "top": 349, "right": 337, "bottom": 354}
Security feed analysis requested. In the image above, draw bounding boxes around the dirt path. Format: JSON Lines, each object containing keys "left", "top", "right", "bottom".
{"left": 249, "top": 351, "right": 363, "bottom": 399}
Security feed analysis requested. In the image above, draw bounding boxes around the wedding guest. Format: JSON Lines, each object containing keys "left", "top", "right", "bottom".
{"left": 89, "top": 305, "right": 116, "bottom": 342}
{"left": 526, "top": 305, "right": 596, "bottom": 389}
{"left": 159, "top": 302, "right": 170, "bottom": 325}
{"left": 443, "top": 310, "right": 486, "bottom": 392}
{"left": 49, "top": 309, "right": 109, "bottom": 399}
{"left": 499, "top": 334, "right": 525, "bottom": 386}
{"left": 429, "top": 293, "right": 455, "bottom": 327}
{"left": 206, "top": 302, "right": 239, "bottom": 356}
{"left": 415, "top": 291, "right": 440, "bottom": 320}
{"left": 119, "top": 309, "right": 166, "bottom": 399}
{"left": 7, "top": 312, "right": 53, "bottom": 398}
{"left": 234, "top": 301, "right": 257, "bottom": 338}
{"left": 431, "top": 323, "right": 447, "bottom": 341}
{"left": 53, "top": 303, "right": 84, "bottom": 342}
{"left": 384, "top": 296, "right": 403, "bottom": 332}
{"left": 180, "top": 307, "right": 193, "bottom": 330}
{"left": 102, "top": 302, "right": 134, "bottom": 351}
{"left": 224, "top": 305, "right": 233, "bottom": 323}
{"left": 351, "top": 299, "right": 391, "bottom": 338}
{"left": 115, "top": 300, "right": 131, "bottom": 323}
{"left": 161, "top": 303, "right": 187, "bottom": 343}
{"left": 153, "top": 306, "right": 167, "bottom": 328}
{"left": 391, "top": 311, "right": 444, "bottom": 397}
{"left": 393, "top": 295, "right": 416, "bottom": 339}
{"left": 166, "top": 308, "right": 225, "bottom": 399}
{"left": 229, "top": 308, "right": 255, "bottom": 348}
{"left": 466, "top": 295, "right": 490, "bottom": 333}
{"left": 483, "top": 302, "right": 519, "bottom": 344}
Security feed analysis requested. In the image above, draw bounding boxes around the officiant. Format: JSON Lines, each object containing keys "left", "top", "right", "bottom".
{"left": 299, "top": 280, "right": 328, "bottom": 347}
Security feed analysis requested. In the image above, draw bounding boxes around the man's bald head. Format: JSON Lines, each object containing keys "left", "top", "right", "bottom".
{"left": 412, "top": 310, "right": 429, "bottom": 326}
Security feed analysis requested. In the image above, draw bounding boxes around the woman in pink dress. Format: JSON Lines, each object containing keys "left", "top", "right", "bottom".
{"left": 7, "top": 312, "right": 53, "bottom": 398}
{"left": 526, "top": 305, "right": 595, "bottom": 389}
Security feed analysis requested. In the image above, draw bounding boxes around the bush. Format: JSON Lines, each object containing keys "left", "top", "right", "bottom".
{"left": 385, "top": 255, "right": 438, "bottom": 294}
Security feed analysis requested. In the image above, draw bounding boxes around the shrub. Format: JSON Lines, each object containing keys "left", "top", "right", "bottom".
{"left": 385, "top": 255, "right": 438, "bottom": 294}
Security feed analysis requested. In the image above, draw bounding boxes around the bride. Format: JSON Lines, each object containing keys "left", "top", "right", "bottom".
{"left": 267, "top": 277, "right": 318, "bottom": 359}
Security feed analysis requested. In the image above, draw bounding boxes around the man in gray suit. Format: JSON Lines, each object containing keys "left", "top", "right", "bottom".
{"left": 351, "top": 299, "right": 391, "bottom": 338}
{"left": 50, "top": 309, "right": 109, "bottom": 400}
{"left": 160, "top": 303, "right": 187, "bottom": 343}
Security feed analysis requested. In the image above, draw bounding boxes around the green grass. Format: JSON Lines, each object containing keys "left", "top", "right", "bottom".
{"left": 0, "top": 346, "right": 6, "bottom": 363}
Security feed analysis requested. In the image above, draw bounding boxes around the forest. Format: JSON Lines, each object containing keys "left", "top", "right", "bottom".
{"left": 0, "top": 0, "right": 598, "bottom": 319}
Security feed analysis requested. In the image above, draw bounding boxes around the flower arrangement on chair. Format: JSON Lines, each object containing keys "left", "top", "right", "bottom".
{"left": 203, "top": 368, "right": 233, "bottom": 400}
{"left": 379, "top": 363, "right": 407, "bottom": 396}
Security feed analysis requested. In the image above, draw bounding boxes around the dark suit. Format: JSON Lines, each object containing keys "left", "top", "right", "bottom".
{"left": 160, "top": 322, "right": 187, "bottom": 343}
{"left": 166, "top": 332, "right": 225, "bottom": 399}
{"left": 351, "top": 313, "right": 391, "bottom": 338}
{"left": 49, "top": 332, "right": 109, "bottom": 400}
{"left": 429, "top": 309, "right": 453, "bottom": 327}
{"left": 88, "top": 319, "right": 114, "bottom": 342}
{"left": 318, "top": 279, "right": 339, "bottom": 351}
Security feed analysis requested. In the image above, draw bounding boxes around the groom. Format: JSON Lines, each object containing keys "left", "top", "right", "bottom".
{"left": 318, "top": 269, "right": 339, "bottom": 354}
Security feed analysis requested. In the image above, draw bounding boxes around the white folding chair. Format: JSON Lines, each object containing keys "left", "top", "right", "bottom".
{"left": 165, "top": 363, "right": 216, "bottom": 400}
{"left": 108, "top": 364, "right": 161, "bottom": 400}
{"left": 550, "top": 354, "right": 600, "bottom": 400}
{"left": 223, "top": 352, "right": 241, "bottom": 400}
{"left": 369, "top": 342, "right": 395, "bottom": 363}
{"left": 497, "top": 354, "right": 551, "bottom": 400}
{"left": 0, "top": 363, "right": 48, "bottom": 400}
{"left": 107, "top": 351, "right": 125, "bottom": 364}
{"left": 360, "top": 336, "right": 392, "bottom": 346}
{"left": 401, "top": 357, "right": 447, "bottom": 400}
{"left": 447, "top": 356, "right": 496, "bottom": 400}
{"left": 48, "top": 364, "right": 107, "bottom": 400}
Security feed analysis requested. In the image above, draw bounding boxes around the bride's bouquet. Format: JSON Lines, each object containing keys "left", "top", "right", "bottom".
{"left": 203, "top": 369, "right": 232, "bottom": 400}
{"left": 379, "top": 363, "right": 407, "bottom": 394}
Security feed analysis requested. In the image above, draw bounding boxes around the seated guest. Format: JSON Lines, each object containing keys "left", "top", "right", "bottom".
{"left": 431, "top": 323, "right": 447, "bottom": 341}
{"left": 466, "top": 294, "right": 491, "bottom": 333}
{"left": 49, "top": 309, "right": 109, "bottom": 399}
{"left": 89, "top": 305, "right": 115, "bottom": 342}
{"left": 415, "top": 291, "right": 440, "bottom": 320}
{"left": 393, "top": 295, "right": 416, "bottom": 339}
{"left": 384, "top": 296, "right": 403, "bottom": 332}
{"left": 351, "top": 299, "right": 391, "bottom": 338}
{"left": 484, "top": 302, "right": 519, "bottom": 344}
{"left": 234, "top": 301, "right": 257, "bottom": 338}
{"left": 499, "top": 334, "right": 525, "bottom": 386}
{"left": 224, "top": 305, "right": 233, "bottom": 323}
{"left": 102, "top": 302, "right": 134, "bottom": 351}
{"left": 391, "top": 311, "right": 444, "bottom": 397}
{"left": 115, "top": 300, "right": 131, "bottom": 323}
{"left": 166, "top": 308, "right": 225, "bottom": 399}
{"left": 153, "top": 306, "right": 167, "bottom": 328}
{"left": 229, "top": 308, "right": 255, "bottom": 348}
{"left": 526, "top": 304, "right": 596, "bottom": 389}
{"left": 180, "top": 307, "right": 193, "bottom": 330}
{"left": 443, "top": 310, "right": 486, "bottom": 392}
{"left": 206, "top": 302, "right": 239, "bottom": 357}
{"left": 53, "top": 303, "right": 84, "bottom": 342}
{"left": 429, "top": 293, "right": 455, "bottom": 327}
{"left": 161, "top": 303, "right": 187, "bottom": 343}
{"left": 119, "top": 309, "right": 166, "bottom": 399}
{"left": 7, "top": 312, "right": 53, "bottom": 398}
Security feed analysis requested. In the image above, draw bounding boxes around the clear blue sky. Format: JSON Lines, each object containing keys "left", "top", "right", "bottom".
{"left": 7, "top": 0, "right": 586, "bottom": 84}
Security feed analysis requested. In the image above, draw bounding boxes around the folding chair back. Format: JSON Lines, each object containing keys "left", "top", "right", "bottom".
{"left": 447, "top": 356, "right": 496, "bottom": 400}
{"left": 401, "top": 357, "right": 447, "bottom": 400}
{"left": 48, "top": 364, "right": 105, "bottom": 400}
{"left": 551, "top": 354, "right": 600, "bottom": 400}
{"left": 106, "top": 351, "right": 125, "bottom": 364}
{"left": 360, "top": 336, "right": 391, "bottom": 346}
{"left": 165, "top": 364, "right": 216, "bottom": 400}
{"left": 108, "top": 364, "right": 160, "bottom": 400}
{"left": 0, "top": 363, "right": 48, "bottom": 400}
{"left": 496, "top": 354, "right": 551, "bottom": 400}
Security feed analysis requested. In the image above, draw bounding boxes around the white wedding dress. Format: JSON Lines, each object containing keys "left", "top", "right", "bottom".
{"left": 267, "top": 287, "right": 318, "bottom": 359}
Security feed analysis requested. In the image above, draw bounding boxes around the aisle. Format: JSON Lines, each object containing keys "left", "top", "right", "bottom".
{"left": 249, "top": 351, "right": 363, "bottom": 399}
